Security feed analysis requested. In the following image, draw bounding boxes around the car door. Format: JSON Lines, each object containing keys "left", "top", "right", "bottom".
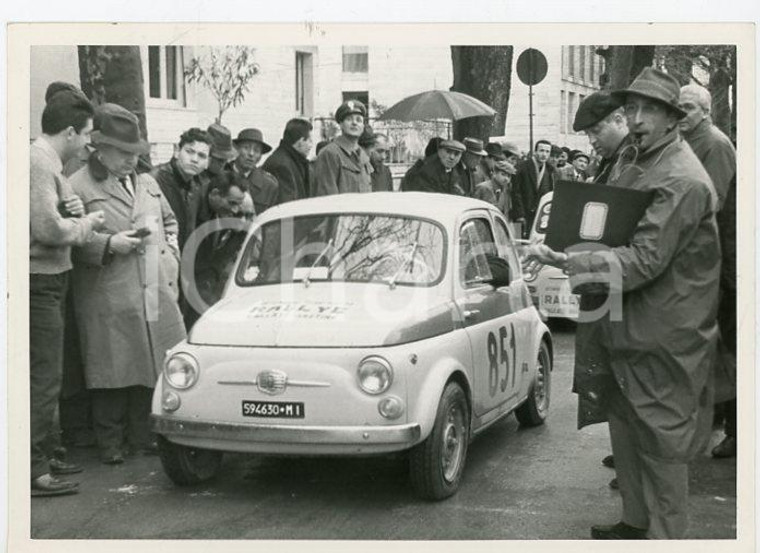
{"left": 491, "top": 212, "right": 535, "bottom": 401}
{"left": 455, "top": 211, "right": 523, "bottom": 420}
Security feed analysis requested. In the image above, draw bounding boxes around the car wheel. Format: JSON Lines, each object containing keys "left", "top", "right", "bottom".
{"left": 157, "top": 435, "right": 223, "bottom": 486}
{"left": 409, "top": 381, "right": 470, "bottom": 500}
{"left": 515, "top": 339, "right": 552, "bottom": 426}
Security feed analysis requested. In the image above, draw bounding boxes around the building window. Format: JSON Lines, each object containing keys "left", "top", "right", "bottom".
{"left": 342, "top": 46, "right": 368, "bottom": 73}
{"left": 567, "top": 92, "right": 576, "bottom": 134}
{"left": 147, "top": 46, "right": 186, "bottom": 105}
{"left": 579, "top": 46, "right": 587, "bottom": 82}
{"left": 560, "top": 90, "right": 567, "bottom": 134}
{"left": 295, "top": 51, "right": 314, "bottom": 116}
{"left": 342, "top": 90, "right": 369, "bottom": 109}
{"left": 567, "top": 45, "right": 576, "bottom": 79}
{"left": 590, "top": 48, "right": 596, "bottom": 85}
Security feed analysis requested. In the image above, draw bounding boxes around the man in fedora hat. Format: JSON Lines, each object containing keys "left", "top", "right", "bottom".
{"left": 152, "top": 127, "right": 212, "bottom": 252}
{"left": 402, "top": 139, "right": 466, "bottom": 196}
{"left": 262, "top": 118, "right": 314, "bottom": 204}
{"left": 314, "top": 100, "right": 373, "bottom": 196}
{"left": 69, "top": 103, "right": 185, "bottom": 465}
{"left": 229, "top": 128, "right": 278, "bottom": 215}
{"left": 458, "top": 137, "right": 489, "bottom": 195}
{"left": 205, "top": 123, "right": 237, "bottom": 177}
{"left": 524, "top": 67, "right": 719, "bottom": 539}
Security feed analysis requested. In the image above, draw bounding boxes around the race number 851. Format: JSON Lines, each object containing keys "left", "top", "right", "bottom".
{"left": 487, "top": 323, "right": 516, "bottom": 397}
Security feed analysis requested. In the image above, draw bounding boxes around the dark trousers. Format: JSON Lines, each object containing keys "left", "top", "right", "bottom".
{"left": 91, "top": 386, "right": 153, "bottom": 453}
{"left": 59, "top": 288, "right": 92, "bottom": 443}
{"left": 716, "top": 287, "right": 737, "bottom": 437}
{"left": 29, "top": 272, "right": 68, "bottom": 479}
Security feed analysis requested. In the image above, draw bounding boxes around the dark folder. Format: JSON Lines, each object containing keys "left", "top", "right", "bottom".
{"left": 544, "top": 179, "right": 654, "bottom": 252}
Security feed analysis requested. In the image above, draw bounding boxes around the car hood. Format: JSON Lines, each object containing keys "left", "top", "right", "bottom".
{"left": 188, "top": 283, "right": 458, "bottom": 348}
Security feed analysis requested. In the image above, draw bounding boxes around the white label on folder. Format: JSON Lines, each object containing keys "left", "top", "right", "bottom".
{"left": 579, "top": 202, "right": 608, "bottom": 240}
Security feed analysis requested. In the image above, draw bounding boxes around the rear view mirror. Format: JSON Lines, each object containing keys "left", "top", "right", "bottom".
{"left": 484, "top": 254, "right": 511, "bottom": 288}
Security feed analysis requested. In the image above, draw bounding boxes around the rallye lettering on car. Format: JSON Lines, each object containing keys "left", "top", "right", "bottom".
{"left": 152, "top": 192, "right": 553, "bottom": 500}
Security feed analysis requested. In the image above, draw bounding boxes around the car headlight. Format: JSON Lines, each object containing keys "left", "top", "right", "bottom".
{"left": 165, "top": 353, "right": 199, "bottom": 389}
{"left": 357, "top": 356, "right": 393, "bottom": 395}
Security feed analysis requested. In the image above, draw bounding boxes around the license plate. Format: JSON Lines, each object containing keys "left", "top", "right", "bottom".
{"left": 242, "top": 400, "right": 305, "bottom": 419}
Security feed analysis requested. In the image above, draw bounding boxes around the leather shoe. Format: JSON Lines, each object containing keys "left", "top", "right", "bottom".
{"left": 591, "top": 521, "right": 648, "bottom": 540}
{"left": 49, "top": 457, "right": 84, "bottom": 475}
{"left": 31, "top": 474, "right": 79, "bottom": 497}
{"left": 601, "top": 454, "right": 615, "bottom": 468}
{"left": 609, "top": 477, "right": 619, "bottom": 490}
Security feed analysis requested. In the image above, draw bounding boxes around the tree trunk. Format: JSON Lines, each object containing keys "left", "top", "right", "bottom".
{"left": 450, "top": 46, "right": 513, "bottom": 142}
{"left": 709, "top": 65, "right": 732, "bottom": 139}
{"left": 599, "top": 46, "right": 655, "bottom": 90}
{"left": 78, "top": 46, "right": 151, "bottom": 168}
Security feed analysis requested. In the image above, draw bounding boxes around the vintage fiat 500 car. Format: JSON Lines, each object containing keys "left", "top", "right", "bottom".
{"left": 523, "top": 192, "right": 580, "bottom": 320}
{"left": 152, "top": 192, "right": 553, "bottom": 500}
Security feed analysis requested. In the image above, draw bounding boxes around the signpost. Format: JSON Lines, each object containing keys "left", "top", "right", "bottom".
{"left": 515, "top": 48, "right": 548, "bottom": 154}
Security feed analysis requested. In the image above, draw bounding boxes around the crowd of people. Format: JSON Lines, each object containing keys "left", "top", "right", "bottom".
{"left": 29, "top": 68, "right": 737, "bottom": 540}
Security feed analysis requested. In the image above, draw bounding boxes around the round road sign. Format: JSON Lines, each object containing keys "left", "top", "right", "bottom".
{"left": 516, "top": 48, "right": 548, "bottom": 86}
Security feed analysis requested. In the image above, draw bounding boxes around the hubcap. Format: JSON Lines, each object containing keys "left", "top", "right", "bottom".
{"left": 441, "top": 403, "right": 465, "bottom": 482}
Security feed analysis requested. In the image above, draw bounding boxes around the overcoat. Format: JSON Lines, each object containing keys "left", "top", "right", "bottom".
{"left": 568, "top": 131, "right": 719, "bottom": 461}
{"left": 262, "top": 140, "right": 311, "bottom": 204}
{"left": 70, "top": 157, "right": 186, "bottom": 389}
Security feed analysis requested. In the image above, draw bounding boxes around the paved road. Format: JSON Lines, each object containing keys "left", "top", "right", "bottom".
{"left": 31, "top": 322, "right": 737, "bottom": 540}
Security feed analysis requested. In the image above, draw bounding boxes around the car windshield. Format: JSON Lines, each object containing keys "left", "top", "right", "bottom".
{"left": 236, "top": 214, "right": 446, "bottom": 287}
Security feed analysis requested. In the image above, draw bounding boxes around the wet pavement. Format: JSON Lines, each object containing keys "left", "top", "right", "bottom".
{"left": 30, "top": 322, "right": 738, "bottom": 540}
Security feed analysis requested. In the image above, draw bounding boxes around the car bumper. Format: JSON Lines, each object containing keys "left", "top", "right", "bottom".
{"left": 151, "top": 414, "right": 422, "bottom": 455}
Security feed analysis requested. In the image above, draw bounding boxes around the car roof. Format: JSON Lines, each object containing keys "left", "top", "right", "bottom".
{"left": 256, "top": 192, "right": 497, "bottom": 226}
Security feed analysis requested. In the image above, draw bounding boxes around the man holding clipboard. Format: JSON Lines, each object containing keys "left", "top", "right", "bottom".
{"left": 524, "top": 68, "right": 720, "bottom": 540}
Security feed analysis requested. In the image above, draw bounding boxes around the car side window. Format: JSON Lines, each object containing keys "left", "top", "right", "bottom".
{"left": 493, "top": 217, "right": 522, "bottom": 281}
{"left": 459, "top": 218, "right": 497, "bottom": 288}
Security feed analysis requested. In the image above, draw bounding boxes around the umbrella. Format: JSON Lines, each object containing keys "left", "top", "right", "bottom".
{"left": 377, "top": 90, "right": 497, "bottom": 122}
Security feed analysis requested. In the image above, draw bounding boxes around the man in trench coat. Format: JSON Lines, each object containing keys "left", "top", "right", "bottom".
{"left": 525, "top": 68, "right": 719, "bottom": 540}
{"left": 70, "top": 104, "right": 186, "bottom": 464}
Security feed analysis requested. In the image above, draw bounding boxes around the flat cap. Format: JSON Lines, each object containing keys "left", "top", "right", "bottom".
{"left": 335, "top": 99, "right": 367, "bottom": 123}
{"left": 501, "top": 141, "right": 521, "bottom": 158}
{"left": 493, "top": 160, "right": 517, "bottom": 175}
{"left": 573, "top": 91, "right": 623, "bottom": 132}
{"left": 438, "top": 139, "right": 466, "bottom": 153}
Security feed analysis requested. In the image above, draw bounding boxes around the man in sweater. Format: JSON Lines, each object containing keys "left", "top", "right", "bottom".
{"left": 30, "top": 91, "right": 106, "bottom": 496}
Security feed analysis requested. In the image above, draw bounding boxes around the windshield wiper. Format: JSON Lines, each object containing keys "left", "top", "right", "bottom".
{"left": 388, "top": 242, "right": 418, "bottom": 290}
{"left": 303, "top": 238, "right": 334, "bottom": 287}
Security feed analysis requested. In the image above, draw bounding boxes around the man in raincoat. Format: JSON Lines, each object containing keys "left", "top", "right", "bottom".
{"left": 524, "top": 68, "right": 719, "bottom": 539}
{"left": 70, "top": 104, "right": 186, "bottom": 465}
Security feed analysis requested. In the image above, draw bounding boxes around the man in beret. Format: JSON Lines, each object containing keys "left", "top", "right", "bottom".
{"left": 401, "top": 139, "right": 466, "bottom": 195}
{"left": 678, "top": 84, "right": 737, "bottom": 459}
{"left": 314, "top": 100, "right": 372, "bottom": 195}
{"left": 228, "top": 128, "right": 279, "bottom": 216}
{"left": 575, "top": 92, "right": 633, "bottom": 186}
{"left": 525, "top": 67, "right": 719, "bottom": 539}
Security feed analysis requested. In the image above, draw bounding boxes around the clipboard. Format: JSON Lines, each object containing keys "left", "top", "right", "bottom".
{"left": 544, "top": 179, "right": 654, "bottom": 252}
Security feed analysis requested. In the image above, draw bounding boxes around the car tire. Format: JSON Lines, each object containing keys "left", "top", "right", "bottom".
{"left": 409, "top": 381, "right": 470, "bottom": 501}
{"left": 157, "top": 435, "right": 223, "bottom": 486}
{"left": 515, "top": 339, "right": 552, "bottom": 427}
